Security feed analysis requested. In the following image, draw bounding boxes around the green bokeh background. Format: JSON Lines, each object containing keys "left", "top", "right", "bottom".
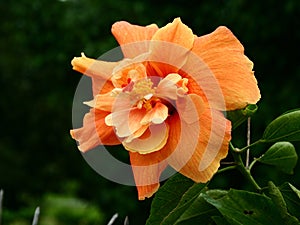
{"left": 0, "top": 0, "right": 299, "bottom": 224}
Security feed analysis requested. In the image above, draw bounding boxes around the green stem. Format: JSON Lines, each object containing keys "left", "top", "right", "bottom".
{"left": 230, "top": 142, "right": 262, "bottom": 192}
{"left": 217, "top": 165, "right": 237, "bottom": 174}
{"left": 235, "top": 139, "right": 263, "bottom": 153}
{"left": 248, "top": 157, "right": 260, "bottom": 171}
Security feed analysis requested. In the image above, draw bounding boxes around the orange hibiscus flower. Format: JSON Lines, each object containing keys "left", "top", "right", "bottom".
{"left": 70, "top": 18, "right": 260, "bottom": 200}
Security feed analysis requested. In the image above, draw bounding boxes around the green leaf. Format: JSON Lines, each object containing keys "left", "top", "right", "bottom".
{"left": 146, "top": 173, "right": 218, "bottom": 225}
{"left": 212, "top": 216, "right": 231, "bottom": 225}
{"left": 172, "top": 190, "right": 222, "bottom": 225}
{"left": 266, "top": 181, "right": 299, "bottom": 224}
{"left": 257, "top": 142, "right": 298, "bottom": 174}
{"left": 226, "top": 104, "right": 258, "bottom": 129}
{"left": 262, "top": 110, "right": 300, "bottom": 142}
{"left": 279, "top": 183, "right": 300, "bottom": 219}
{"left": 201, "top": 189, "right": 298, "bottom": 225}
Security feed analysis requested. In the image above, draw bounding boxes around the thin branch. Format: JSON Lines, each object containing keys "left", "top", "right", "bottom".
{"left": 124, "top": 216, "right": 129, "bottom": 225}
{"left": 246, "top": 117, "right": 251, "bottom": 168}
{"left": 107, "top": 213, "right": 118, "bottom": 225}
{"left": 0, "top": 190, "right": 3, "bottom": 225}
{"left": 32, "top": 207, "right": 40, "bottom": 225}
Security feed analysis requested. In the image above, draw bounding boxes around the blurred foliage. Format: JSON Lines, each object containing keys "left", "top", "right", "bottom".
{"left": 0, "top": 0, "right": 299, "bottom": 224}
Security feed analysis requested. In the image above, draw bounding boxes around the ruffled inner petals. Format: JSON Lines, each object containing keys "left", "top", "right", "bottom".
{"left": 141, "top": 102, "right": 168, "bottom": 125}
{"left": 105, "top": 107, "right": 147, "bottom": 138}
{"left": 123, "top": 123, "right": 169, "bottom": 154}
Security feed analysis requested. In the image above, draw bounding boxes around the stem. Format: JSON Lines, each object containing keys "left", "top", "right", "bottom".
{"left": 233, "top": 139, "right": 263, "bottom": 153}
{"left": 248, "top": 157, "right": 260, "bottom": 171}
{"left": 230, "top": 143, "right": 262, "bottom": 192}
{"left": 217, "top": 165, "right": 237, "bottom": 174}
{"left": 246, "top": 117, "right": 251, "bottom": 168}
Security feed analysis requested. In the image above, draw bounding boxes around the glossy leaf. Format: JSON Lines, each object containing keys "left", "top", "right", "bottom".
{"left": 226, "top": 104, "right": 258, "bottom": 129}
{"left": 279, "top": 183, "right": 300, "bottom": 220}
{"left": 262, "top": 110, "right": 300, "bottom": 142}
{"left": 146, "top": 173, "right": 218, "bottom": 225}
{"left": 258, "top": 142, "right": 298, "bottom": 174}
{"left": 201, "top": 189, "right": 298, "bottom": 225}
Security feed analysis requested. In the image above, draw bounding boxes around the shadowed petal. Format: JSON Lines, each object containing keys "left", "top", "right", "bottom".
{"left": 70, "top": 109, "right": 121, "bottom": 152}
{"left": 188, "top": 26, "right": 260, "bottom": 110}
{"left": 129, "top": 151, "right": 168, "bottom": 200}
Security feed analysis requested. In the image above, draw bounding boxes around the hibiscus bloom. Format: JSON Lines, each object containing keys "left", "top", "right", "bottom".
{"left": 70, "top": 18, "right": 260, "bottom": 200}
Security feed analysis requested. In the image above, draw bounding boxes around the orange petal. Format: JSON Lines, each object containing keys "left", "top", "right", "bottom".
{"left": 123, "top": 123, "right": 169, "bottom": 154}
{"left": 105, "top": 107, "right": 147, "bottom": 138}
{"left": 129, "top": 151, "right": 168, "bottom": 200}
{"left": 111, "top": 61, "right": 147, "bottom": 88}
{"left": 140, "top": 102, "right": 169, "bottom": 125}
{"left": 176, "top": 94, "right": 205, "bottom": 124}
{"left": 123, "top": 124, "right": 149, "bottom": 143}
{"left": 70, "top": 109, "right": 121, "bottom": 152}
{"left": 111, "top": 21, "right": 158, "bottom": 58}
{"left": 179, "top": 108, "right": 231, "bottom": 182}
{"left": 188, "top": 26, "right": 260, "bottom": 110}
{"left": 160, "top": 102, "right": 231, "bottom": 183}
{"left": 151, "top": 18, "right": 194, "bottom": 50}
{"left": 156, "top": 73, "right": 182, "bottom": 100}
{"left": 148, "top": 18, "right": 195, "bottom": 76}
{"left": 84, "top": 92, "right": 115, "bottom": 112}
{"left": 71, "top": 53, "right": 117, "bottom": 95}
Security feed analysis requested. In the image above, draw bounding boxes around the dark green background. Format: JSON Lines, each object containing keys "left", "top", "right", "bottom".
{"left": 1, "top": 0, "right": 299, "bottom": 224}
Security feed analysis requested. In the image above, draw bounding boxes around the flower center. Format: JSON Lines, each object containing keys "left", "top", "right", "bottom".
{"left": 123, "top": 78, "right": 156, "bottom": 109}
{"left": 131, "top": 78, "right": 155, "bottom": 100}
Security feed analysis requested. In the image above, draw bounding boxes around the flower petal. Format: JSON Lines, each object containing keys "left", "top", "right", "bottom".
{"left": 148, "top": 18, "right": 194, "bottom": 77}
{"left": 140, "top": 102, "right": 169, "bottom": 125}
{"left": 129, "top": 151, "right": 168, "bottom": 200}
{"left": 111, "top": 21, "right": 159, "bottom": 58}
{"left": 70, "top": 109, "right": 121, "bottom": 152}
{"left": 189, "top": 26, "right": 260, "bottom": 110}
{"left": 123, "top": 123, "right": 169, "bottom": 154}
{"left": 111, "top": 61, "right": 147, "bottom": 88}
{"left": 85, "top": 92, "right": 115, "bottom": 112}
{"left": 151, "top": 18, "right": 194, "bottom": 50}
{"left": 179, "top": 108, "right": 231, "bottom": 182}
{"left": 160, "top": 100, "right": 231, "bottom": 183}
{"left": 156, "top": 73, "right": 182, "bottom": 100}
{"left": 105, "top": 107, "right": 147, "bottom": 138}
{"left": 71, "top": 53, "right": 117, "bottom": 95}
{"left": 176, "top": 94, "right": 205, "bottom": 124}
{"left": 123, "top": 124, "right": 149, "bottom": 143}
